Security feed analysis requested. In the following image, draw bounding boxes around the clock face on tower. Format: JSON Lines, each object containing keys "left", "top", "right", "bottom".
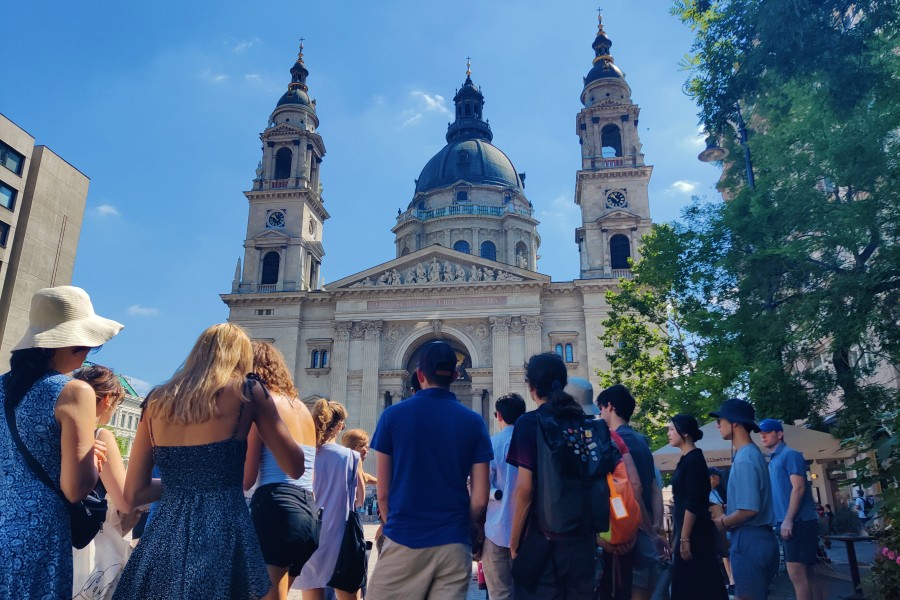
{"left": 266, "top": 209, "right": 286, "bottom": 229}
{"left": 605, "top": 190, "right": 628, "bottom": 209}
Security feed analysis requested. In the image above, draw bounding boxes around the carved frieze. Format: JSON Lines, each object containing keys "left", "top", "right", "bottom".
{"left": 349, "top": 257, "right": 524, "bottom": 288}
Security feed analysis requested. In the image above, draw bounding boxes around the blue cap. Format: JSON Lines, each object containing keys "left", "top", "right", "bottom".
{"left": 759, "top": 419, "right": 784, "bottom": 433}
{"left": 709, "top": 398, "right": 760, "bottom": 432}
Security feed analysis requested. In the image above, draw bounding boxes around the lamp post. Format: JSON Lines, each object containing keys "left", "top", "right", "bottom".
{"left": 698, "top": 103, "right": 756, "bottom": 191}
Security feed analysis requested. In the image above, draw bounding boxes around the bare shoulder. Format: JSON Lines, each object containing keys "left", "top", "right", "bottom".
{"left": 57, "top": 378, "right": 93, "bottom": 405}
{"left": 96, "top": 427, "right": 117, "bottom": 444}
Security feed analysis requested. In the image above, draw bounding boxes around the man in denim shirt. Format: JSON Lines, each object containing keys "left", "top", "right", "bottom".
{"left": 760, "top": 419, "right": 822, "bottom": 600}
{"left": 482, "top": 393, "right": 527, "bottom": 600}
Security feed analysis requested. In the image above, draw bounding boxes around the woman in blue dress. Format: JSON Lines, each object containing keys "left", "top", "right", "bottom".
{"left": 113, "top": 323, "right": 305, "bottom": 600}
{"left": 0, "top": 286, "right": 124, "bottom": 599}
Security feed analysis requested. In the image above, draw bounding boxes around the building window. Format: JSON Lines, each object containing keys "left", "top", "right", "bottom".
{"left": 601, "top": 124, "right": 623, "bottom": 158}
{"left": 255, "top": 309, "right": 273, "bottom": 316}
{"left": 307, "top": 339, "right": 333, "bottom": 372}
{"left": 480, "top": 241, "right": 496, "bottom": 261}
{"left": 565, "top": 343, "right": 574, "bottom": 363}
{"left": 261, "top": 251, "right": 280, "bottom": 285}
{"left": 274, "top": 147, "right": 292, "bottom": 179}
{"left": 311, "top": 350, "right": 319, "bottom": 368}
{"left": 453, "top": 240, "right": 470, "bottom": 254}
{"left": 555, "top": 344, "right": 563, "bottom": 358}
{"left": 0, "top": 183, "right": 16, "bottom": 211}
{"left": 320, "top": 350, "right": 328, "bottom": 368}
{"left": 610, "top": 234, "right": 631, "bottom": 269}
{"left": 401, "top": 246, "right": 410, "bottom": 256}
{"left": 0, "top": 142, "right": 24, "bottom": 175}
{"left": 456, "top": 190, "right": 468, "bottom": 202}
{"left": 0, "top": 222, "right": 8, "bottom": 247}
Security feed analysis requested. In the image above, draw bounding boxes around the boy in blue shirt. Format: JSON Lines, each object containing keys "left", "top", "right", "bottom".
{"left": 710, "top": 399, "right": 778, "bottom": 600}
{"left": 368, "top": 341, "right": 493, "bottom": 599}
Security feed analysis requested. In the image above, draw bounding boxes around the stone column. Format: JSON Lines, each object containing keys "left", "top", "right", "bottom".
{"left": 490, "top": 316, "right": 511, "bottom": 401}
{"left": 360, "top": 320, "right": 383, "bottom": 436}
{"left": 522, "top": 315, "right": 543, "bottom": 411}
{"left": 330, "top": 322, "right": 352, "bottom": 407}
{"left": 472, "top": 228, "right": 480, "bottom": 257}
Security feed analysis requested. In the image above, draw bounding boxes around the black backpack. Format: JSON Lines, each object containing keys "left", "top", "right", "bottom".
{"left": 534, "top": 409, "right": 621, "bottom": 535}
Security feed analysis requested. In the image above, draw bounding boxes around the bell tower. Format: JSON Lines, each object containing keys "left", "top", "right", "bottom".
{"left": 574, "top": 14, "right": 652, "bottom": 279}
{"left": 233, "top": 40, "right": 329, "bottom": 294}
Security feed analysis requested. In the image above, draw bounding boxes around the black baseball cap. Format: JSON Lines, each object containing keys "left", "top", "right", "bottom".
{"left": 418, "top": 341, "right": 458, "bottom": 381}
{"left": 709, "top": 398, "right": 760, "bottom": 432}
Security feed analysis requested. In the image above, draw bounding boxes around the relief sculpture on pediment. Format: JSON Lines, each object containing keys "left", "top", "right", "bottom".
{"left": 348, "top": 258, "right": 524, "bottom": 288}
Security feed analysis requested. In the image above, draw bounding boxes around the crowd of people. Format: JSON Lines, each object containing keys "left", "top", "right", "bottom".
{"left": 0, "top": 285, "right": 844, "bottom": 600}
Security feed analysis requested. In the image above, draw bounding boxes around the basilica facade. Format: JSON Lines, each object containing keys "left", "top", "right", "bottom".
{"left": 221, "top": 16, "right": 653, "bottom": 437}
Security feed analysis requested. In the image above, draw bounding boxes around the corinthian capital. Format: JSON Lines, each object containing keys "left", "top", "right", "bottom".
{"left": 523, "top": 315, "right": 544, "bottom": 334}
{"left": 489, "top": 316, "right": 511, "bottom": 335}
{"left": 334, "top": 322, "right": 353, "bottom": 340}
{"left": 363, "top": 320, "right": 383, "bottom": 339}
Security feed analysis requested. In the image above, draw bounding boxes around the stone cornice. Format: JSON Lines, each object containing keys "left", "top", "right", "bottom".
{"left": 243, "top": 189, "right": 330, "bottom": 221}
{"left": 330, "top": 280, "right": 547, "bottom": 299}
{"left": 220, "top": 293, "right": 305, "bottom": 307}
{"left": 576, "top": 167, "right": 652, "bottom": 181}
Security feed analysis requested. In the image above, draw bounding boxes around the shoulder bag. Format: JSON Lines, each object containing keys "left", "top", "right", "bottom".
{"left": 3, "top": 399, "right": 107, "bottom": 549}
{"left": 327, "top": 452, "right": 367, "bottom": 593}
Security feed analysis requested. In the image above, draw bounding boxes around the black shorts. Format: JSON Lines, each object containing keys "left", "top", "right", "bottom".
{"left": 250, "top": 483, "right": 321, "bottom": 576}
{"left": 780, "top": 518, "right": 818, "bottom": 565}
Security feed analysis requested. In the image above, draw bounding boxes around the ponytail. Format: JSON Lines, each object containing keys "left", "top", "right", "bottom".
{"left": 312, "top": 398, "right": 348, "bottom": 447}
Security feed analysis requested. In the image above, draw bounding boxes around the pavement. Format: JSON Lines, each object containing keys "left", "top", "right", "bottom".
{"left": 288, "top": 524, "right": 876, "bottom": 599}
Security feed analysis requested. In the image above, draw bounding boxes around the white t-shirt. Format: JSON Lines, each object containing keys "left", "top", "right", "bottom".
{"left": 855, "top": 497, "right": 867, "bottom": 519}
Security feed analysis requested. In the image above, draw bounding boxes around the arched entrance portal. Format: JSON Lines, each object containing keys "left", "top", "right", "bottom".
{"left": 405, "top": 338, "right": 479, "bottom": 415}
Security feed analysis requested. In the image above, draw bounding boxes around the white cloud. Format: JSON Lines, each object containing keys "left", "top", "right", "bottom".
{"left": 684, "top": 127, "right": 707, "bottom": 150}
{"left": 402, "top": 112, "right": 423, "bottom": 127}
{"left": 127, "top": 304, "right": 159, "bottom": 317}
{"left": 233, "top": 39, "right": 257, "bottom": 53}
{"left": 95, "top": 204, "right": 120, "bottom": 217}
{"left": 244, "top": 73, "right": 261, "bottom": 83}
{"left": 410, "top": 90, "right": 450, "bottom": 114}
{"left": 201, "top": 68, "right": 228, "bottom": 84}
{"left": 669, "top": 180, "right": 700, "bottom": 194}
{"left": 123, "top": 376, "right": 153, "bottom": 397}
{"left": 537, "top": 193, "right": 579, "bottom": 236}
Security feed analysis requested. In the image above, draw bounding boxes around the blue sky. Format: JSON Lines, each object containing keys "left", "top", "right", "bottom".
{"left": 4, "top": 1, "right": 720, "bottom": 392}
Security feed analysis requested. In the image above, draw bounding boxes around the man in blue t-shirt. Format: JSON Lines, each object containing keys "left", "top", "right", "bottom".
{"left": 367, "top": 341, "right": 493, "bottom": 599}
{"left": 711, "top": 399, "right": 778, "bottom": 600}
{"left": 759, "top": 419, "right": 822, "bottom": 600}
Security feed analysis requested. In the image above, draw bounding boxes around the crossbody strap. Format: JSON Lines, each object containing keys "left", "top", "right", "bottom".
{"left": 347, "top": 452, "right": 359, "bottom": 514}
{"left": 3, "top": 397, "right": 70, "bottom": 505}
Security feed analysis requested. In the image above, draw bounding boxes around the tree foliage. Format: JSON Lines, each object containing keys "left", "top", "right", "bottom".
{"left": 600, "top": 1, "right": 900, "bottom": 441}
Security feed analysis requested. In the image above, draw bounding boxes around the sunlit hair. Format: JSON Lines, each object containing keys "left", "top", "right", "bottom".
{"left": 341, "top": 428, "right": 369, "bottom": 451}
{"left": 251, "top": 341, "right": 298, "bottom": 400}
{"left": 312, "top": 399, "right": 348, "bottom": 447}
{"left": 74, "top": 364, "right": 125, "bottom": 406}
{"left": 146, "top": 323, "right": 253, "bottom": 425}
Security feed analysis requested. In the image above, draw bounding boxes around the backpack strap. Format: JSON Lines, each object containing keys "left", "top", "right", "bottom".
{"left": 3, "top": 397, "right": 70, "bottom": 506}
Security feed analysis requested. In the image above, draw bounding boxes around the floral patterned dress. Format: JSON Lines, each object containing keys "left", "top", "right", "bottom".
{"left": 0, "top": 372, "right": 72, "bottom": 600}
{"left": 112, "top": 404, "right": 270, "bottom": 600}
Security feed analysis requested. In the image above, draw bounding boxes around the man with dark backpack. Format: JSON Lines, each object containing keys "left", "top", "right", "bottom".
{"left": 507, "top": 353, "right": 620, "bottom": 600}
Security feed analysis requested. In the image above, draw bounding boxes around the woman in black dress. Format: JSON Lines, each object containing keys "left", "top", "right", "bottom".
{"left": 667, "top": 414, "right": 728, "bottom": 600}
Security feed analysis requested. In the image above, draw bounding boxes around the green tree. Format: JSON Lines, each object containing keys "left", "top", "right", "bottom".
{"left": 101, "top": 425, "right": 130, "bottom": 457}
{"left": 601, "top": 0, "right": 899, "bottom": 438}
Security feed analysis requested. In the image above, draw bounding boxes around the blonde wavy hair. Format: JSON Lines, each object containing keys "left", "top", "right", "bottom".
{"left": 341, "top": 428, "right": 369, "bottom": 451}
{"left": 146, "top": 323, "right": 253, "bottom": 424}
{"left": 251, "top": 341, "right": 298, "bottom": 400}
{"left": 312, "top": 399, "right": 348, "bottom": 447}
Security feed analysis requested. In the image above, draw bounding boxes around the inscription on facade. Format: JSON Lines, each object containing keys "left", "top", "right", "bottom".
{"left": 367, "top": 296, "right": 508, "bottom": 310}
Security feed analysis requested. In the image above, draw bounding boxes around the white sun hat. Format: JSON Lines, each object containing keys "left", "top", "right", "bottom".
{"left": 12, "top": 286, "right": 124, "bottom": 351}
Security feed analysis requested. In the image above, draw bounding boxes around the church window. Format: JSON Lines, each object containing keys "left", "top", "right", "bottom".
{"left": 310, "top": 350, "right": 319, "bottom": 369}
{"left": 555, "top": 344, "right": 563, "bottom": 358}
{"left": 274, "top": 147, "right": 292, "bottom": 179}
{"left": 261, "top": 251, "right": 280, "bottom": 285}
{"left": 610, "top": 234, "right": 631, "bottom": 269}
{"left": 601, "top": 125, "right": 623, "bottom": 158}
{"left": 418, "top": 201, "right": 426, "bottom": 210}
{"left": 565, "top": 344, "right": 574, "bottom": 363}
{"left": 320, "top": 350, "right": 328, "bottom": 368}
{"left": 401, "top": 246, "right": 410, "bottom": 256}
{"left": 465, "top": 103, "right": 472, "bottom": 116}
{"left": 456, "top": 190, "right": 468, "bottom": 202}
{"left": 255, "top": 309, "right": 273, "bottom": 316}
{"left": 453, "top": 240, "right": 470, "bottom": 254}
{"left": 480, "top": 241, "right": 496, "bottom": 261}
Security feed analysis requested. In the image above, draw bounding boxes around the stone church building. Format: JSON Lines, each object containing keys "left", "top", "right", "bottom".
{"left": 222, "top": 17, "right": 653, "bottom": 437}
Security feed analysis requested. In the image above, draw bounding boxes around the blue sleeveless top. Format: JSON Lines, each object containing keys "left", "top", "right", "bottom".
{"left": 258, "top": 442, "right": 315, "bottom": 491}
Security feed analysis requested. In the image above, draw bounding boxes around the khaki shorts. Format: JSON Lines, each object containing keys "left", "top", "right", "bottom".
{"left": 366, "top": 536, "right": 471, "bottom": 600}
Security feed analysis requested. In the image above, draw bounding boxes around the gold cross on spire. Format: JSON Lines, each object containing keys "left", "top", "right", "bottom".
{"left": 466, "top": 56, "right": 472, "bottom": 78}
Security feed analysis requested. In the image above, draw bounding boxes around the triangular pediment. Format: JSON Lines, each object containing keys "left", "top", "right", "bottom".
{"left": 262, "top": 123, "right": 302, "bottom": 137}
{"left": 251, "top": 229, "right": 291, "bottom": 244}
{"left": 327, "top": 245, "right": 550, "bottom": 290}
{"left": 598, "top": 209, "right": 639, "bottom": 222}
